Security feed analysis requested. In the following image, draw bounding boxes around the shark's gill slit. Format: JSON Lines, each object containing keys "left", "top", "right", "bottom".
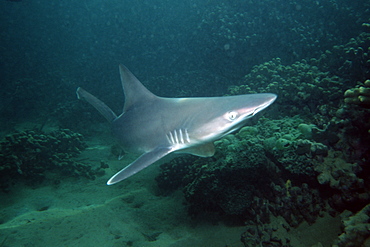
{"left": 174, "top": 130, "right": 179, "bottom": 144}
{"left": 179, "top": 129, "right": 184, "bottom": 144}
{"left": 167, "top": 132, "right": 175, "bottom": 144}
{"left": 185, "top": 129, "right": 190, "bottom": 143}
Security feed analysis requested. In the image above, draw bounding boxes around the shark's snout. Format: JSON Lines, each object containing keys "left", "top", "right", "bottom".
{"left": 266, "top": 93, "right": 278, "bottom": 105}
{"left": 253, "top": 93, "right": 277, "bottom": 114}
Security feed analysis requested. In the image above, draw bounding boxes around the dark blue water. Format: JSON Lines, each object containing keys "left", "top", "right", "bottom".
{"left": 0, "top": 0, "right": 366, "bottom": 102}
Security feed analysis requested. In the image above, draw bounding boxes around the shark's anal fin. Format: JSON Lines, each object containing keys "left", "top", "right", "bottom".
{"left": 107, "top": 147, "right": 172, "bottom": 185}
{"left": 76, "top": 87, "right": 117, "bottom": 123}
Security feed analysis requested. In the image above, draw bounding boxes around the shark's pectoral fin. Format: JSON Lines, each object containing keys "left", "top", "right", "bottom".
{"left": 180, "top": 142, "right": 215, "bottom": 157}
{"left": 107, "top": 147, "right": 172, "bottom": 185}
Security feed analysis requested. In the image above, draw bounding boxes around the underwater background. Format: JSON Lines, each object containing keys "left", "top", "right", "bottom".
{"left": 0, "top": 0, "right": 369, "bottom": 246}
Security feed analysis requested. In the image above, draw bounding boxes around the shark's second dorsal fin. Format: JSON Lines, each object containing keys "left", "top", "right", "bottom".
{"left": 119, "top": 65, "right": 157, "bottom": 112}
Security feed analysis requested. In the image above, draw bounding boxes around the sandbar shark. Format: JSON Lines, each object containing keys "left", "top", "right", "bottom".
{"left": 77, "top": 65, "right": 277, "bottom": 185}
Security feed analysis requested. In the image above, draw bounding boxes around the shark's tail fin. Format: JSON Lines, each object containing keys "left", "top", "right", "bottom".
{"left": 76, "top": 87, "right": 117, "bottom": 123}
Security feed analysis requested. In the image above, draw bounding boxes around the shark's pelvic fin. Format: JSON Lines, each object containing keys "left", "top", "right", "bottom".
{"left": 180, "top": 142, "right": 216, "bottom": 157}
{"left": 107, "top": 147, "right": 172, "bottom": 185}
{"left": 76, "top": 87, "right": 117, "bottom": 123}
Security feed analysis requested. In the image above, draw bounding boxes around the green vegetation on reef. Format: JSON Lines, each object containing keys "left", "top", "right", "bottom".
{"left": 0, "top": 129, "right": 104, "bottom": 192}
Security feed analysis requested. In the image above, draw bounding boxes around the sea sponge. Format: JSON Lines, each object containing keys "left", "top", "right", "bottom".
{"left": 298, "top": 123, "right": 313, "bottom": 138}
{"left": 275, "top": 138, "right": 291, "bottom": 150}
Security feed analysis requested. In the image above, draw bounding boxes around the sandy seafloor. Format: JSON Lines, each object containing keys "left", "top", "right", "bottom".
{"left": 0, "top": 123, "right": 342, "bottom": 247}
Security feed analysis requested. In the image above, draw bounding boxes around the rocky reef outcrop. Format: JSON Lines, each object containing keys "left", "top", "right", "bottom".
{"left": 334, "top": 204, "right": 370, "bottom": 247}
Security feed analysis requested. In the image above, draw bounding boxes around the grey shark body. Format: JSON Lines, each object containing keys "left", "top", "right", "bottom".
{"left": 77, "top": 65, "right": 277, "bottom": 185}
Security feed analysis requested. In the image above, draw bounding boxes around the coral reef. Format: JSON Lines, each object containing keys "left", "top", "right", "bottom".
{"left": 155, "top": 29, "right": 370, "bottom": 242}
{"left": 228, "top": 58, "right": 346, "bottom": 117}
{"left": 157, "top": 77, "right": 369, "bottom": 244}
{"left": 157, "top": 116, "right": 332, "bottom": 217}
{"left": 240, "top": 182, "right": 326, "bottom": 247}
{"left": 155, "top": 115, "right": 367, "bottom": 247}
{"left": 241, "top": 222, "right": 292, "bottom": 247}
{"left": 344, "top": 79, "right": 370, "bottom": 108}
{"left": 155, "top": 155, "right": 197, "bottom": 195}
{"left": 0, "top": 129, "right": 104, "bottom": 192}
{"left": 310, "top": 30, "right": 370, "bottom": 82}
{"left": 315, "top": 151, "right": 368, "bottom": 212}
{"left": 182, "top": 135, "right": 268, "bottom": 215}
{"left": 260, "top": 117, "right": 333, "bottom": 176}
{"left": 197, "top": 0, "right": 367, "bottom": 76}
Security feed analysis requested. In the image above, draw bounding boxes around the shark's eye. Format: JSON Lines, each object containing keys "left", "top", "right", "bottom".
{"left": 227, "top": 111, "right": 238, "bottom": 121}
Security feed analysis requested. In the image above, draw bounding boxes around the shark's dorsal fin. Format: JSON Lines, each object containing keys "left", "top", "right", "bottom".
{"left": 119, "top": 65, "right": 157, "bottom": 112}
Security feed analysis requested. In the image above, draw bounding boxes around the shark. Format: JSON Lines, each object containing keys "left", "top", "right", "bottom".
{"left": 76, "top": 65, "right": 277, "bottom": 185}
